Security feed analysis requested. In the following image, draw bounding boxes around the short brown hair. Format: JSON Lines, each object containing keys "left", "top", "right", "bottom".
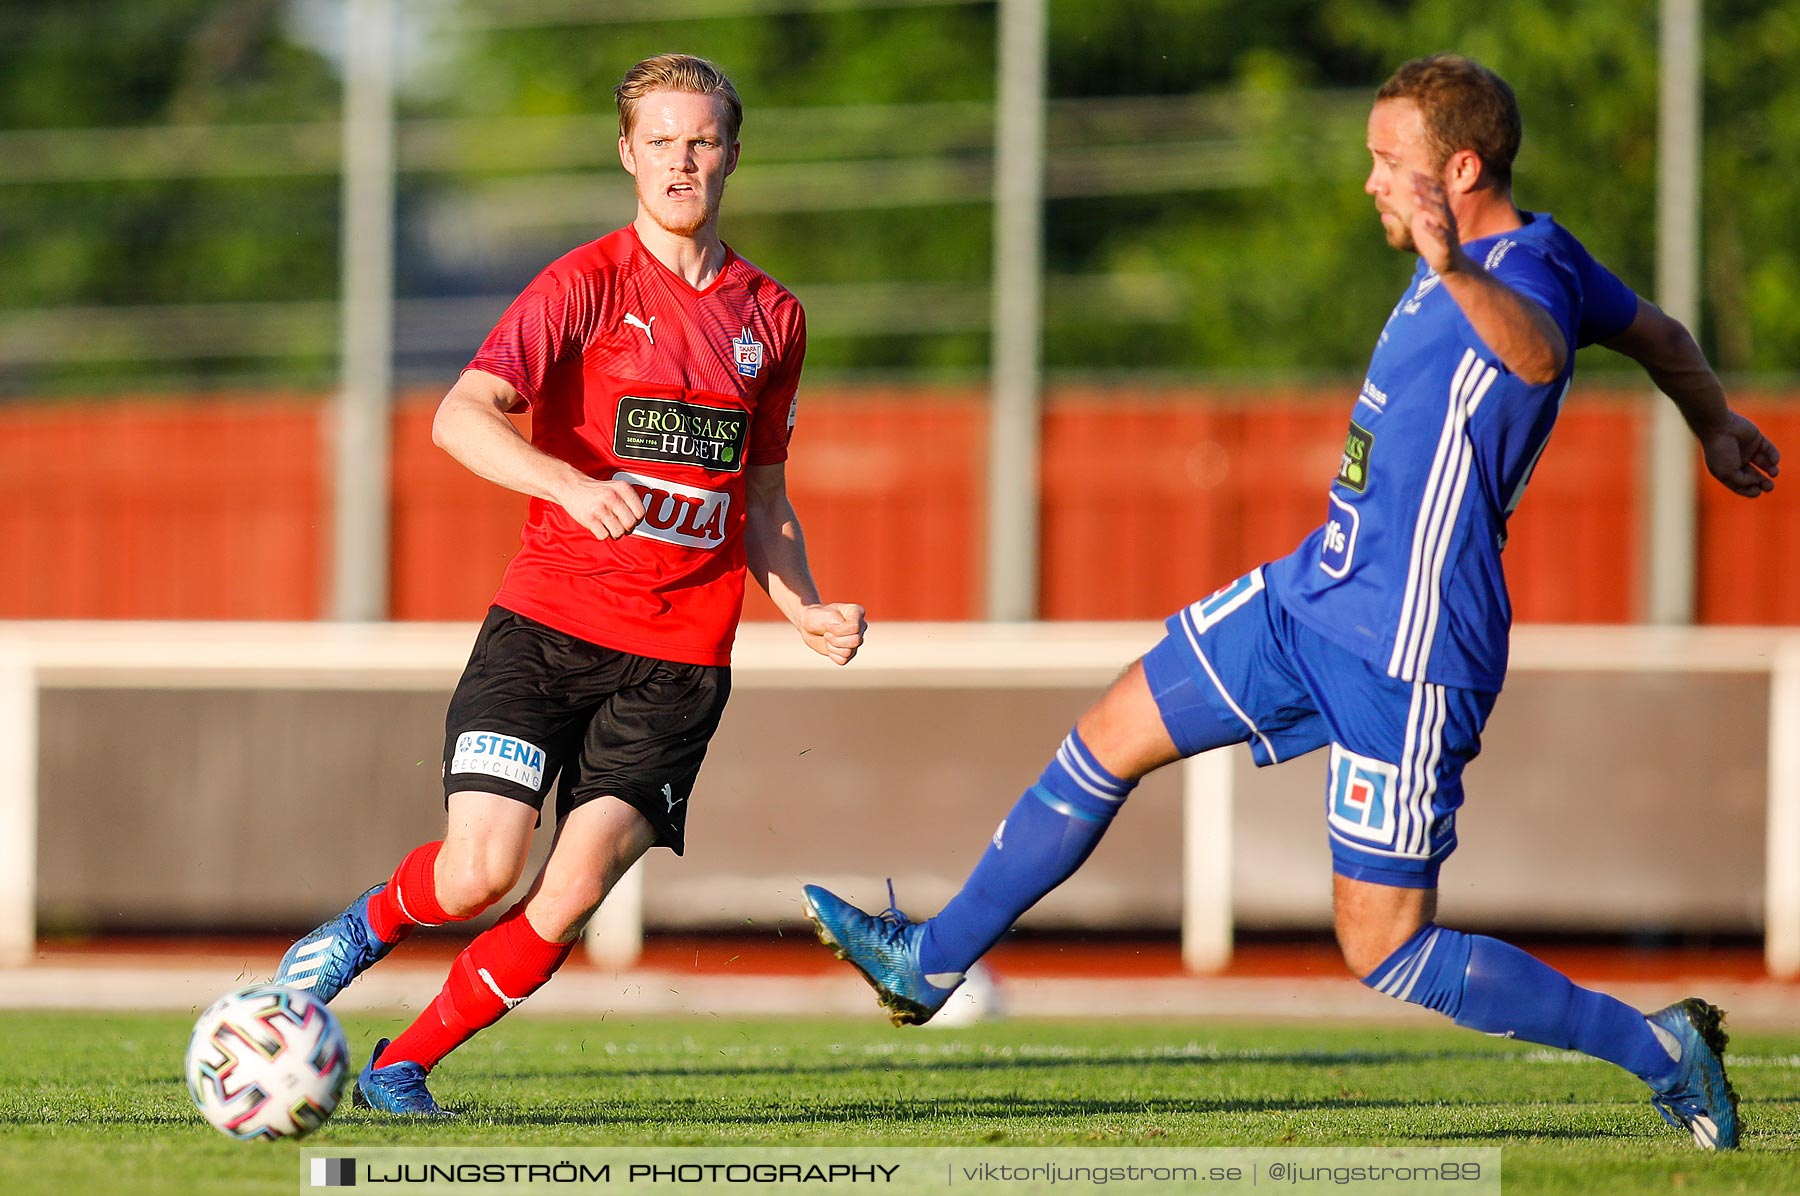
{"left": 1376, "top": 54, "right": 1521, "bottom": 187}
{"left": 615, "top": 54, "right": 743, "bottom": 144}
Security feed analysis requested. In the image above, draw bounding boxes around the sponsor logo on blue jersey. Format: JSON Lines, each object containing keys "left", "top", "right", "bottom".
{"left": 451, "top": 731, "right": 546, "bottom": 791}
{"left": 1337, "top": 420, "right": 1374, "bottom": 493}
{"left": 1327, "top": 744, "right": 1399, "bottom": 847}
{"left": 1319, "top": 493, "right": 1359, "bottom": 580}
{"left": 1356, "top": 377, "right": 1389, "bottom": 414}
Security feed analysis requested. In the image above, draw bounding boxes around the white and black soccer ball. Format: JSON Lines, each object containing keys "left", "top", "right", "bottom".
{"left": 185, "top": 984, "right": 350, "bottom": 1141}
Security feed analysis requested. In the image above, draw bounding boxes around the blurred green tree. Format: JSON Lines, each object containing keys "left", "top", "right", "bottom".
{"left": 1, "top": 0, "right": 1794, "bottom": 392}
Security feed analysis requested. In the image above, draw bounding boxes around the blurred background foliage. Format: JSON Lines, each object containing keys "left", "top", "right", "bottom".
{"left": 0, "top": 0, "right": 1795, "bottom": 394}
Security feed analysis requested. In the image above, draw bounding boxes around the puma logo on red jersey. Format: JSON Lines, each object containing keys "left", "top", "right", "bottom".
{"left": 624, "top": 312, "right": 656, "bottom": 344}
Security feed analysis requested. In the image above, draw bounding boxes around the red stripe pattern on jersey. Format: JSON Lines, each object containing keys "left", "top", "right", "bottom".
{"left": 466, "top": 226, "right": 804, "bottom": 666}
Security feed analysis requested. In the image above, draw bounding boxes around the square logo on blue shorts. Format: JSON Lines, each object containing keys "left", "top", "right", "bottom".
{"left": 1327, "top": 744, "right": 1399, "bottom": 847}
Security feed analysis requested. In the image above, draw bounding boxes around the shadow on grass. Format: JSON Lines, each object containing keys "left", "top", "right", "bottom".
{"left": 473, "top": 1093, "right": 1437, "bottom": 1129}
{"left": 473, "top": 1046, "right": 1549, "bottom": 1085}
{"left": 1421, "top": 1125, "right": 1662, "bottom": 1144}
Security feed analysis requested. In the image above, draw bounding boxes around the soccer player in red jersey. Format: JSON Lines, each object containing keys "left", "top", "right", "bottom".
{"left": 274, "top": 54, "right": 866, "bottom": 1115}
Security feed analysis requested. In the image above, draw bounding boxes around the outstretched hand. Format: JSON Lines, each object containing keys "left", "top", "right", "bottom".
{"left": 1700, "top": 412, "right": 1781, "bottom": 497}
{"left": 798, "top": 602, "right": 866, "bottom": 666}
{"left": 1408, "top": 170, "right": 1464, "bottom": 276}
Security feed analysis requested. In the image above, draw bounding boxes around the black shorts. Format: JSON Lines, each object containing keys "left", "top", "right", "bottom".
{"left": 441, "top": 607, "right": 732, "bottom": 854}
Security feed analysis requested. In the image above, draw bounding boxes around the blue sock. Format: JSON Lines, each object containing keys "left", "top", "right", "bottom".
{"left": 918, "top": 730, "right": 1134, "bottom": 975}
{"left": 1363, "top": 924, "right": 1681, "bottom": 1089}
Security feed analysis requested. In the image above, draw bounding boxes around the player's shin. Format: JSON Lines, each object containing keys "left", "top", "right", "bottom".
{"left": 917, "top": 730, "right": 1135, "bottom": 976}
{"left": 1363, "top": 925, "right": 1680, "bottom": 1087}
{"left": 375, "top": 902, "right": 576, "bottom": 1073}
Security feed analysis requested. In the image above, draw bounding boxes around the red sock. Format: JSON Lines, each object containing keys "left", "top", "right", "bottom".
{"left": 367, "top": 841, "right": 461, "bottom": 943}
{"left": 376, "top": 902, "right": 575, "bottom": 1072}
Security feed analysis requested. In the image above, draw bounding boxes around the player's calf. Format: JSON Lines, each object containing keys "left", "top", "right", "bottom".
{"left": 370, "top": 901, "right": 576, "bottom": 1073}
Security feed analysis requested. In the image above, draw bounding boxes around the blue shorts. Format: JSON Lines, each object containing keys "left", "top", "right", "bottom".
{"left": 1142, "top": 567, "right": 1497, "bottom": 889}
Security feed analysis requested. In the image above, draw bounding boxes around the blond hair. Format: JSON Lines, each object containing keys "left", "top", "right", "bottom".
{"left": 615, "top": 54, "right": 743, "bottom": 144}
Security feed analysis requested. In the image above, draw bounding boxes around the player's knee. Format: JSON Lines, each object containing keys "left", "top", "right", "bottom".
{"left": 435, "top": 853, "right": 520, "bottom": 918}
{"left": 525, "top": 883, "right": 601, "bottom": 945}
{"left": 1072, "top": 662, "right": 1180, "bottom": 780}
{"left": 525, "top": 893, "right": 601, "bottom": 951}
{"left": 1332, "top": 877, "right": 1434, "bottom": 978}
{"left": 1334, "top": 917, "right": 1421, "bottom": 979}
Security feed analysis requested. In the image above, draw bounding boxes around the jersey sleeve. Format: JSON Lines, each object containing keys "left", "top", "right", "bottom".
{"left": 466, "top": 255, "right": 607, "bottom": 407}
{"left": 1568, "top": 244, "right": 1639, "bottom": 347}
{"left": 746, "top": 303, "right": 805, "bottom": 467}
{"left": 1485, "top": 238, "right": 1581, "bottom": 356}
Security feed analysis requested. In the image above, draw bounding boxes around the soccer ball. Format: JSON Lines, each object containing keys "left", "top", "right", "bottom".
{"left": 923, "top": 961, "right": 1006, "bottom": 1028}
{"left": 185, "top": 984, "right": 350, "bottom": 1141}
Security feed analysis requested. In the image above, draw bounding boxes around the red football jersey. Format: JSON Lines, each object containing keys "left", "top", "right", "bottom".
{"left": 466, "top": 226, "right": 803, "bottom": 666}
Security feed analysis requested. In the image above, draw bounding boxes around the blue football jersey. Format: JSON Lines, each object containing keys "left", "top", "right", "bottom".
{"left": 1265, "top": 213, "right": 1638, "bottom": 691}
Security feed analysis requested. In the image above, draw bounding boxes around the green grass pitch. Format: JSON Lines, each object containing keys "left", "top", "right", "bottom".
{"left": 1, "top": 1012, "right": 1796, "bottom": 1195}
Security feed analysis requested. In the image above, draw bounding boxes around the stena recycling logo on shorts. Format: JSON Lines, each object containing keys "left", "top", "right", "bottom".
{"left": 452, "top": 732, "right": 546, "bottom": 790}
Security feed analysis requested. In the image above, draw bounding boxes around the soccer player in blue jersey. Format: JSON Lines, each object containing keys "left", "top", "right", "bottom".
{"left": 802, "top": 54, "right": 1778, "bottom": 1150}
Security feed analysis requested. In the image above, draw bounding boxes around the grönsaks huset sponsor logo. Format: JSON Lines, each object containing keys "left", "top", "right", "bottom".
{"left": 615, "top": 397, "right": 748, "bottom": 473}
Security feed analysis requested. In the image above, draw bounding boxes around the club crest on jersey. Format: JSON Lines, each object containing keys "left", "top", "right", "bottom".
{"left": 1402, "top": 269, "right": 1441, "bottom": 315}
{"left": 1326, "top": 744, "right": 1399, "bottom": 847}
{"left": 731, "top": 327, "right": 764, "bottom": 378}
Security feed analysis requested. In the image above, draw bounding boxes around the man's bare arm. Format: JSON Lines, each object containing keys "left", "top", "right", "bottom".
{"left": 743, "top": 462, "right": 865, "bottom": 665}
{"left": 1602, "top": 297, "right": 1780, "bottom": 498}
{"left": 432, "top": 368, "right": 647, "bottom": 538}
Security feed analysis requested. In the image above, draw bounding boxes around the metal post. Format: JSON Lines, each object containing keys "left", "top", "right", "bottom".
{"left": 584, "top": 860, "right": 645, "bottom": 970}
{"left": 0, "top": 651, "right": 36, "bottom": 967}
{"left": 331, "top": 0, "right": 398, "bottom": 622}
{"left": 1768, "top": 642, "right": 1800, "bottom": 979}
{"left": 1646, "top": 0, "right": 1702, "bottom": 625}
{"left": 1181, "top": 748, "right": 1235, "bottom": 972}
{"left": 984, "top": 0, "right": 1047, "bottom": 621}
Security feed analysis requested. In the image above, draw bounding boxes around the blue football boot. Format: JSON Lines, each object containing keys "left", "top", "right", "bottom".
{"left": 354, "top": 1037, "right": 456, "bottom": 1117}
{"left": 801, "top": 883, "right": 963, "bottom": 1026}
{"left": 1647, "top": 998, "right": 1740, "bottom": 1149}
{"left": 273, "top": 884, "right": 399, "bottom": 1004}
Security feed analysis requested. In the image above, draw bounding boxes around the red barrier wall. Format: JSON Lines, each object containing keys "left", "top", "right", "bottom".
{"left": 1696, "top": 396, "right": 1800, "bottom": 624}
{"left": 0, "top": 398, "right": 325, "bottom": 619}
{"left": 1, "top": 387, "right": 1792, "bottom": 627}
